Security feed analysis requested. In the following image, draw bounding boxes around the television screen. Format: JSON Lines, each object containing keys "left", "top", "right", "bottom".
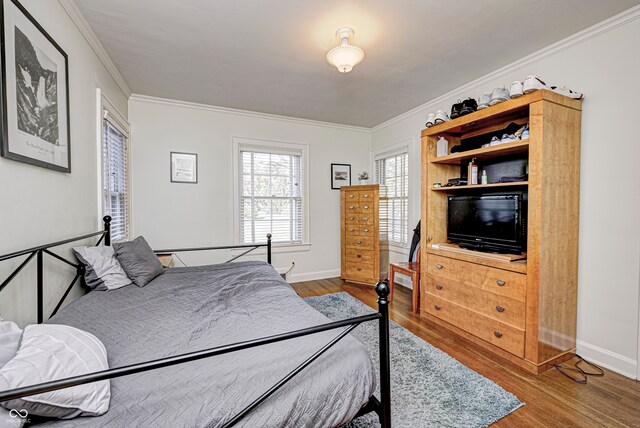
{"left": 447, "top": 194, "right": 526, "bottom": 253}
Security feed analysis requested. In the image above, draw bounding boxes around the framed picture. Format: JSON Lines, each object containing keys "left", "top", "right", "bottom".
{"left": 0, "top": 0, "right": 71, "bottom": 172}
{"left": 331, "top": 163, "right": 351, "bottom": 189}
{"left": 171, "top": 152, "right": 198, "bottom": 183}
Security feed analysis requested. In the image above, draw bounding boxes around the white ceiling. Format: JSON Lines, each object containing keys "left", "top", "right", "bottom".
{"left": 74, "top": 0, "right": 639, "bottom": 127}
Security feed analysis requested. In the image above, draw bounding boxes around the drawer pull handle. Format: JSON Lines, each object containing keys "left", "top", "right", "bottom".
{"left": 349, "top": 217, "right": 355, "bottom": 221}
{"left": 435, "top": 284, "right": 443, "bottom": 290}
{"left": 349, "top": 195, "right": 354, "bottom": 198}
{"left": 494, "top": 331, "right": 503, "bottom": 338}
{"left": 349, "top": 205, "right": 355, "bottom": 209}
{"left": 434, "top": 305, "right": 441, "bottom": 311}
{"left": 356, "top": 241, "right": 362, "bottom": 245}
{"left": 357, "top": 268, "right": 362, "bottom": 271}
{"left": 436, "top": 264, "right": 443, "bottom": 269}
{"left": 357, "top": 254, "right": 362, "bottom": 258}
{"left": 364, "top": 194, "right": 369, "bottom": 198}
{"left": 496, "top": 305, "right": 505, "bottom": 313}
{"left": 363, "top": 205, "right": 369, "bottom": 209}
{"left": 496, "top": 280, "right": 505, "bottom": 286}
{"left": 363, "top": 217, "right": 369, "bottom": 221}
{"left": 364, "top": 228, "right": 369, "bottom": 232}
{"left": 350, "top": 228, "right": 355, "bottom": 232}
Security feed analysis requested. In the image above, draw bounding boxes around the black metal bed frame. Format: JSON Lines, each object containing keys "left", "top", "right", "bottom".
{"left": 0, "top": 216, "right": 392, "bottom": 427}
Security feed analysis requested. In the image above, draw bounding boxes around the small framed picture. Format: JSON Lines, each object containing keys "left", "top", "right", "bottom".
{"left": 170, "top": 152, "right": 198, "bottom": 183}
{"left": 331, "top": 163, "right": 351, "bottom": 189}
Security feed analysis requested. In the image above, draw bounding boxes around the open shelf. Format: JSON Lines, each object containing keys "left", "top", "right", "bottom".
{"left": 431, "top": 140, "right": 529, "bottom": 165}
{"left": 431, "top": 181, "right": 528, "bottom": 192}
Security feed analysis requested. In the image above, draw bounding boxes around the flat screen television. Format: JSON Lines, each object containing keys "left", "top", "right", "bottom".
{"left": 447, "top": 193, "right": 527, "bottom": 254}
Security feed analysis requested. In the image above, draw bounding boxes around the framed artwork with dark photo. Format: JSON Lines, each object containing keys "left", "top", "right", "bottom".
{"left": 0, "top": 0, "right": 71, "bottom": 172}
{"left": 171, "top": 152, "right": 198, "bottom": 183}
{"left": 331, "top": 163, "right": 351, "bottom": 189}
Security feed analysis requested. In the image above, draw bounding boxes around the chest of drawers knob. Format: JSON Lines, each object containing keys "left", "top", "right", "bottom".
{"left": 363, "top": 194, "right": 369, "bottom": 198}
{"left": 349, "top": 194, "right": 354, "bottom": 198}
{"left": 494, "top": 331, "right": 503, "bottom": 338}
{"left": 350, "top": 228, "right": 355, "bottom": 232}
{"left": 363, "top": 228, "right": 369, "bottom": 232}
{"left": 434, "top": 305, "right": 442, "bottom": 310}
{"left": 496, "top": 280, "right": 505, "bottom": 286}
{"left": 356, "top": 267, "right": 362, "bottom": 271}
{"left": 363, "top": 205, "right": 369, "bottom": 209}
{"left": 349, "top": 205, "right": 355, "bottom": 209}
{"left": 363, "top": 217, "right": 369, "bottom": 221}
{"left": 356, "top": 241, "right": 362, "bottom": 245}
{"left": 435, "top": 284, "right": 443, "bottom": 290}
{"left": 496, "top": 305, "right": 505, "bottom": 313}
{"left": 436, "top": 264, "right": 443, "bottom": 269}
{"left": 357, "top": 254, "right": 362, "bottom": 258}
{"left": 349, "top": 217, "right": 355, "bottom": 221}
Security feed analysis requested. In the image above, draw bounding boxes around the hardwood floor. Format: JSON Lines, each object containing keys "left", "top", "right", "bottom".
{"left": 291, "top": 278, "right": 640, "bottom": 428}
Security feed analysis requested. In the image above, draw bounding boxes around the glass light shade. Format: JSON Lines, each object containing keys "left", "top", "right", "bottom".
{"left": 326, "top": 44, "right": 365, "bottom": 73}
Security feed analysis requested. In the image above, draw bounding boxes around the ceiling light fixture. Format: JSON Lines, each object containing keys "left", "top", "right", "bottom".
{"left": 326, "top": 27, "right": 364, "bottom": 73}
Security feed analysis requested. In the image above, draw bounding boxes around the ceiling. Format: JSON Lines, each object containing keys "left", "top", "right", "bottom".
{"left": 74, "top": 0, "right": 639, "bottom": 128}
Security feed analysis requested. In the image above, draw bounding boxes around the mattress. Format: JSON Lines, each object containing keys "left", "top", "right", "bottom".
{"left": 39, "top": 261, "right": 376, "bottom": 427}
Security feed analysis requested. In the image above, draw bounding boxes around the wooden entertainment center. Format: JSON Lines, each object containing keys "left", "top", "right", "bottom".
{"left": 420, "top": 90, "right": 582, "bottom": 374}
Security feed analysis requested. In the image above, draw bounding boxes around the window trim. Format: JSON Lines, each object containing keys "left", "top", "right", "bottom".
{"left": 97, "top": 89, "right": 131, "bottom": 241}
{"left": 372, "top": 138, "right": 414, "bottom": 250}
{"left": 231, "top": 136, "right": 310, "bottom": 248}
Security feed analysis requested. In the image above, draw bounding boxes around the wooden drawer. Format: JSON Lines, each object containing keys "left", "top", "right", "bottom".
{"left": 345, "top": 225, "right": 374, "bottom": 236}
{"left": 345, "top": 261, "right": 374, "bottom": 278}
{"left": 424, "top": 293, "right": 525, "bottom": 357}
{"left": 344, "top": 191, "right": 360, "bottom": 201}
{"left": 345, "top": 236, "right": 374, "bottom": 249}
{"left": 346, "top": 248, "right": 375, "bottom": 264}
{"left": 425, "top": 275, "right": 525, "bottom": 329}
{"left": 426, "top": 254, "right": 526, "bottom": 302}
{"left": 360, "top": 191, "right": 374, "bottom": 201}
{"left": 345, "top": 202, "right": 362, "bottom": 213}
{"left": 345, "top": 214, "right": 375, "bottom": 225}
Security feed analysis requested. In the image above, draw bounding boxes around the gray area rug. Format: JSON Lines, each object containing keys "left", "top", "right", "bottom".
{"left": 304, "top": 292, "right": 524, "bottom": 428}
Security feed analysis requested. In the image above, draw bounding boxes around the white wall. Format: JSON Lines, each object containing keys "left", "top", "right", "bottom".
{"left": 371, "top": 11, "right": 640, "bottom": 377}
{"left": 0, "top": 0, "right": 129, "bottom": 325}
{"left": 129, "top": 97, "right": 371, "bottom": 282}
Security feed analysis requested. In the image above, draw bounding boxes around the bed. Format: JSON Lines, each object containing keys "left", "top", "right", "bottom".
{"left": 0, "top": 217, "right": 391, "bottom": 427}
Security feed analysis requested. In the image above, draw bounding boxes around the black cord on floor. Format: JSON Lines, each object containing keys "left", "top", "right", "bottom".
{"left": 555, "top": 355, "right": 604, "bottom": 383}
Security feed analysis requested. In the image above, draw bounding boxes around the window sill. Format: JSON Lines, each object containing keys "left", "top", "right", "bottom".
{"left": 230, "top": 243, "right": 311, "bottom": 256}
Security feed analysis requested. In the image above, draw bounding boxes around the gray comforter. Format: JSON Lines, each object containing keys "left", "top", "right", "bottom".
{"left": 41, "top": 261, "right": 376, "bottom": 427}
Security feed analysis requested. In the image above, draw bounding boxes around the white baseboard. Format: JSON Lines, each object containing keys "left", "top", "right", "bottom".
{"left": 288, "top": 269, "right": 341, "bottom": 283}
{"left": 576, "top": 340, "right": 638, "bottom": 379}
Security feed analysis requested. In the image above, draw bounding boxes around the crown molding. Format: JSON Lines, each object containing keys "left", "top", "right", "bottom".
{"left": 58, "top": 0, "right": 131, "bottom": 97}
{"left": 129, "top": 94, "right": 372, "bottom": 133}
{"left": 371, "top": 4, "right": 640, "bottom": 132}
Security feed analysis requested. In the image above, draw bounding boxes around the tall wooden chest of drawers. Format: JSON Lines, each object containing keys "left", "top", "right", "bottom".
{"left": 340, "top": 185, "right": 388, "bottom": 285}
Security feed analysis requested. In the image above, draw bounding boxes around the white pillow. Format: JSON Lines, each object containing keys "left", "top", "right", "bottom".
{"left": 0, "top": 324, "right": 111, "bottom": 419}
{"left": 73, "top": 246, "right": 131, "bottom": 291}
{"left": 0, "top": 320, "right": 22, "bottom": 368}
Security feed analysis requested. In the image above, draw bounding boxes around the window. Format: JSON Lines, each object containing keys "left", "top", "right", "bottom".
{"left": 238, "top": 144, "right": 305, "bottom": 245}
{"left": 375, "top": 151, "right": 409, "bottom": 246}
{"left": 102, "top": 111, "right": 129, "bottom": 242}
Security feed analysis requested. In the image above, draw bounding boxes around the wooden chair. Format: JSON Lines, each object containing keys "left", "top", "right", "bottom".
{"left": 389, "top": 248, "right": 420, "bottom": 313}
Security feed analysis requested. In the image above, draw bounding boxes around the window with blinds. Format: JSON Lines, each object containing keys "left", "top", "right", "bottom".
{"left": 375, "top": 151, "right": 409, "bottom": 246}
{"left": 102, "top": 118, "right": 129, "bottom": 242}
{"left": 240, "top": 149, "right": 303, "bottom": 244}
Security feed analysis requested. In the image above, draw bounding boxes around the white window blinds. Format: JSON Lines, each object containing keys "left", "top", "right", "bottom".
{"left": 375, "top": 151, "right": 409, "bottom": 245}
{"left": 240, "top": 149, "right": 304, "bottom": 244}
{"left": 102, "top": 118, "right": 129, "bottom": 242}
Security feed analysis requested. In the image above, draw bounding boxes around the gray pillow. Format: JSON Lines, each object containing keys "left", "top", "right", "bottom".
{"left": 113, "top": 236, "right": 164, "bottom": 287}
{"left": 73, "top": 246, "right": 132, "bottom": 291}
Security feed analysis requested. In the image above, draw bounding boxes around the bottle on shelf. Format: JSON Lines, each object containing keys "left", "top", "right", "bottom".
{"left": 481, "top": 170, "right": 488, "bottom": 185}
{"left": 468, "top": 158, "right": 479, "bottom": 185}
